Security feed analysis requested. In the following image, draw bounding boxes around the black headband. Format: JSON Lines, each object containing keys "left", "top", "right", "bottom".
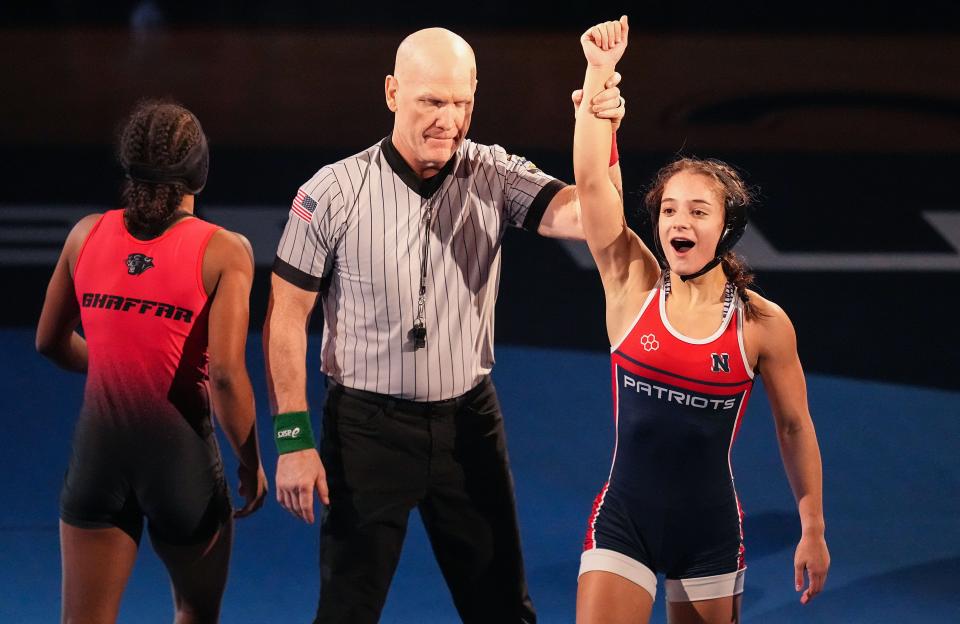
{"left": 125, "top": 113, "right": 209, "bottom": 194}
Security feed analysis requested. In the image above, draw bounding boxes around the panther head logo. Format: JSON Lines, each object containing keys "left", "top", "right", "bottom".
{"left": 125, "top": 253, "right": 154, "bottom": 276}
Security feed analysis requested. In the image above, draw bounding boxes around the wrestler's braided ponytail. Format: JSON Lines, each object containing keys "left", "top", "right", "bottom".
{"left": 118, "top": 100, "right": 202, "bottom": 238}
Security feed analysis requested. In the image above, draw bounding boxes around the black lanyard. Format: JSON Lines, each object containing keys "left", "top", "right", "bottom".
{"left": 410, "top": 199, "right": 436, "bottom": 350}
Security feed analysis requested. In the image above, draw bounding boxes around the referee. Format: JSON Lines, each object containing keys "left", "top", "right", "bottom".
{"left": 264, "top": 27, "right": 625, "bottom": 623}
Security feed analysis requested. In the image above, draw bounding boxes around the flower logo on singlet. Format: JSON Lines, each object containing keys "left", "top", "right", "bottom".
{"left": 640, "top": 333, "right": 659, "bottom": 352}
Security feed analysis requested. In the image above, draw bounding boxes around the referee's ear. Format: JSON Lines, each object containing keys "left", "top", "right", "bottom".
{"left": 385, "top": 75, "right": 399, "bottom": 112}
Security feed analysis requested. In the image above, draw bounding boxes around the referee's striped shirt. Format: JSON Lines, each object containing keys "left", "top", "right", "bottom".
{"left": 273, "top": 137, "right": 565, "bottom": 401}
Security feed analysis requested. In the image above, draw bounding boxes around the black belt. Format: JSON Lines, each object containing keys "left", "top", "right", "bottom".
{"left": 326, "top": 376, "right": 490, "bottom": 416}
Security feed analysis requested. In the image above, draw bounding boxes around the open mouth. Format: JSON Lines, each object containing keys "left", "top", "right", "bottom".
{"left": 670, "top": 238, "right": 695, "bottom": 253}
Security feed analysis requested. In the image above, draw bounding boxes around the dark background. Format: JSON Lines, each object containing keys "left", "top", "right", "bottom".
{"left": 3, "top": 1, "right": 959, "bottom": 390}
{"left": 2, "top": 4, "right": 960, "bottom": 623}
{"left": 5, "top": 1, "right": 960, "bottom": 32}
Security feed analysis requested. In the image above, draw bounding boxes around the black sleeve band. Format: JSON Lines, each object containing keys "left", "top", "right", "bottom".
{"left": 272, "top": 257, "right": 324, "bottom": 292}
{"left": 522, "top": 179, "right": 567, "bottom": 232}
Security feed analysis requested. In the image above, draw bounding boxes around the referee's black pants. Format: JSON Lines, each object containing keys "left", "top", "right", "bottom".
{"left": 314, "top": 376, "right": 536, "bottom": 624}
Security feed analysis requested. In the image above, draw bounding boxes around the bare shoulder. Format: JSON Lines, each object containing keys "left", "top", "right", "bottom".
{"left": 65, "top": 212, "right": 103, "bottom": 267}
{"left": 747, "top": 289, "right": 788, "bottom": 320}
{"left": 207, "top": 228, "right": 255, "bottom": 270}
{"left": 75, "top": 212, "right": 103, "bottom": 231}
{"left": 201, "top": 229, "right": 255, "bottom": 297}
{"left": 68, "top": 213, "right": 103, "bottom": 246}
{"left": 744, "top": 289, "right": 797, "bottom": 350}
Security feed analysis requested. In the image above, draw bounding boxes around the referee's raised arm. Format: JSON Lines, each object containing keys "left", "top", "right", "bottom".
{"left": 264, "top": 272, "right": 329, "bottom": 522}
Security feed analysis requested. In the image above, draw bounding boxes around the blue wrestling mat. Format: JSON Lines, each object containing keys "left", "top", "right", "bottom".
{"left": 1, "top": 330, "right": 957, "bottom": 622}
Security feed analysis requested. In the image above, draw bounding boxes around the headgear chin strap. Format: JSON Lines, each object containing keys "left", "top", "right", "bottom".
{"left": 651, "top": 199, "right": 748, "bottom": 282}
{"left": 125, "top": 113, "right": 209, "bottom": 195}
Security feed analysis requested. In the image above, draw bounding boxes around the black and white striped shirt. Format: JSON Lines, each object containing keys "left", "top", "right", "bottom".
{"left": 273, "top": 137, "right": 565, "bottom": 401}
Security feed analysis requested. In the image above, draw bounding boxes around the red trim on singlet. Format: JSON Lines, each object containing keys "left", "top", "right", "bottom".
{"left": 608, "top": 283, "right": 754, "bottom": 563}
{"left": 729, "top": 382, "right": 749, "bottom": 571}
{"left": 583, "top": 482, "right": 610, "bottom": 551}
{"left": 736, "top": 497, "right": 746, "bottom": 570}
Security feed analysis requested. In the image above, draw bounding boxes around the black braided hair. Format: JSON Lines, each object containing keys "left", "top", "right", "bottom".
{"left": 118, "top": 99, "right": 203, "bottom": 238}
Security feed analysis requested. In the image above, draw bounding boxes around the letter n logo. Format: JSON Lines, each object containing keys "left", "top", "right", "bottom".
{"left": 711, "top": 353, "right": 730, "bottom": 373}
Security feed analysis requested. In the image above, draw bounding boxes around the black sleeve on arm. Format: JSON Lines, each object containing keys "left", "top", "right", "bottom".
{"left": 522, "top": 179, "right": 567, "bottom": 232}
{"left": 272, "top": 257, "right": 323, "bottom": 292}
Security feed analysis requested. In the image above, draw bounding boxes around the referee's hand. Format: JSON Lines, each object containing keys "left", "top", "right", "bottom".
{"left": 571, "top": 72, "right": 626, "bottom": 132}
{"left": 276, "top": 448, "right": 330, "bottom": 523}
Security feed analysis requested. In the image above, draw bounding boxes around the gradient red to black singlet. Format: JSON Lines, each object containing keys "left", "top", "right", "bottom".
{"left": 73, "top": 209, "right": 221, "bottom": 423}
{"left": 584, "top": 285, "right": 755, "bottom": 575}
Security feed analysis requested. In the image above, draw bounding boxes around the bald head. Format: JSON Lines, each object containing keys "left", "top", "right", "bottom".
{"left": 385, "top": 28, "right": 478, "bottom": 179}
{"left": 394, "top": 28, "right": 476, "bottom": 84}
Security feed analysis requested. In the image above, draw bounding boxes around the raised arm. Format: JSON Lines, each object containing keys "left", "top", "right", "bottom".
{"left": 575, "top": 69, "right": 626, "bottom": 202}
{"left": 755, "top": 301, "right": 830, "bottom": 604}
{"left": 537, "top": 73, "right": 627, "bottom": 239}
{"left": 573, "top": 16, "right": 658, "bottom": 295}
{"left": 203, "top": 230, "right": 267, "bottom": 518}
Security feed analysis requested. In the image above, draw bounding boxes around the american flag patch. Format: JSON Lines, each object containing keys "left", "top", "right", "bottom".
{"left": 291, "top": 189, "right": 317, "bottom": 223}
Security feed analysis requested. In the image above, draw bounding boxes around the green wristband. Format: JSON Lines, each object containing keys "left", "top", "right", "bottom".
{"left": 274, "top": 411, "right": 317, "bottom": 454}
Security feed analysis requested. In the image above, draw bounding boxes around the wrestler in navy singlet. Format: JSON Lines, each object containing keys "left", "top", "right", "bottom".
{"left": 580, "top": 276, "right": 755, "bottom": 602}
